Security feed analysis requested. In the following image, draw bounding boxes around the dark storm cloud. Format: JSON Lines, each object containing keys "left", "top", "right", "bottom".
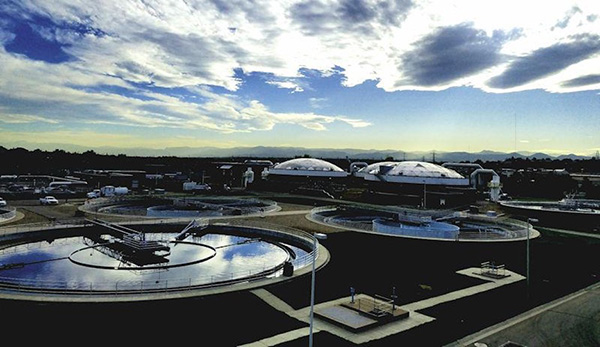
{"left": 401, "top": 24, "right": 505, "bottom": 86}
{"left": 488, "top": 35, "right": 600, "bottom": 89}
{"left": 552, "top": 6, "right": 582, "bottom": 30}
{"left": 110, "top": 29, "right": 253, "bottom": 87}
{"left": 290, "top": 0, "right": 331, "bottom": 36}
{"left": 291, "top": 0, "right": 413, "bottom": 36}
{"left": 561, "top": 74, "right": 600, "bottom": 88}
{"left": 199, "top": 0, "right": 282, "bottom": 42}
{"left": 207, "top": 0, "right": 276, "bottom": 23}
{"left": 376, "top": 0, "right": 413, "bottom": 26}
{"left": 338, "top": 0, "right": 376, "bottom": 23}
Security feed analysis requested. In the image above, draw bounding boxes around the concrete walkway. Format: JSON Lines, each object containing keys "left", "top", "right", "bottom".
{"left": 539, "top": 226, "right": 600, "bottom": 239}
{"left": 403, "top": 268, "right": 525, "bottom": 312}
{"left": 252, "top": 288, "right": 296, "bottom": 314}
{"left": 246, "top": 266, "right": 525, "bottom": 346}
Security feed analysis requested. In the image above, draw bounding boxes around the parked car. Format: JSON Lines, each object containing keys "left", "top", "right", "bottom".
{"left": 0, "top": 197, "right": 6, "bottom": 207}
{"left": 39, "top": 196, "right": 59, "bottom": 205}
{"left": 183, "top": 181, "right": 212, "bottom": 193}
{"left": 86, "top": 189, "right": 101, "bottom": 198}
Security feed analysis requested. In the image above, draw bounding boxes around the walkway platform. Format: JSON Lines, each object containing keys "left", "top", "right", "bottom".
{"left": 250, "top": 266, "right": 525, "bottom": 345}
{"left": 316, "top": 294, "right": 409, "bottom": 332}
{"left": 316, "top": 305, "right": 378, "bottom": 332}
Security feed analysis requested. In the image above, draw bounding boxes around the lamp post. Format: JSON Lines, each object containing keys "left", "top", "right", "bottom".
{"left": 309, "top": 232, "right": 327, "bottom": 347}
{"left": 423, "top": 179, "right": 427, "bottom": 209}
{"left": 526, "top": 218, "right": 538, "bottom": 299}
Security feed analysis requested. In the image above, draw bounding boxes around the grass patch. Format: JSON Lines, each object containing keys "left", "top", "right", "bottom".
{"left": 12, "top": 208, "right": 50, "bottom": 225}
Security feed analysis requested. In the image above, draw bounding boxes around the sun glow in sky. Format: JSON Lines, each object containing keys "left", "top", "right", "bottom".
{"left": 0, "top": 0, "right": 599, "bottom": 156}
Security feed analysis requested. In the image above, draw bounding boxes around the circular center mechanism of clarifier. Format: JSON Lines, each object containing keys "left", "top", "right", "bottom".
{"left": 69, "top": 241, "right": 217, "bottom": 270}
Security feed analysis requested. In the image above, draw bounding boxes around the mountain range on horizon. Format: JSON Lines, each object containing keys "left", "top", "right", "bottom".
{"left": 1, "top": 142, "right": 594, "bottom": 162}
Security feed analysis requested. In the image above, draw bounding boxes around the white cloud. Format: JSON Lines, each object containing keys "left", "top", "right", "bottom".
{"left": 6, "top": 0, "right": 600, "bottom": 95}
{"left": 0, "top": 113, "right": 59, "bottom": 124}
{"left": 309, "top": 97, "right": 328, "bottom": 109}
{"left": 337, "top": 117, "right": 371, "bottom": 128}
{"left": 266, "top": 80, "right": 304, "bottom": 92}
{"left": 0, "top": 46, "right": 368, "bottom": 133}
{"left": 0, "top": 0, "right": 599, "bottom": 150}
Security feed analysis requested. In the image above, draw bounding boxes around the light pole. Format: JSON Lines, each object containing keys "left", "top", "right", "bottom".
{"left": 526, "top": 217, "right": 538, "bottom": 299}
{"left": 422, "top": 179, "right": 427, "bottom": 209}
{"left": 309, "top": 232, "right": 327, "bottom": 347}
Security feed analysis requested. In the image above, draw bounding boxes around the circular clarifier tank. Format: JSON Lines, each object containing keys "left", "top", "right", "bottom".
{"left": 83, "top": 197, "right": 280, "bottom": 218}
{"left": 0, "top": 222, "right": 318, "bottom": 301}
{"left": 309, "top": 205, "right": 540, "bottom": 242}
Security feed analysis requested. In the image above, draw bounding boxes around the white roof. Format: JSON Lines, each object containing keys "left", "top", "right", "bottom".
{"left": 386, "top": 161, "right": 464, "bottom": 178}
{"left": 356, "top": 161, "right": 469, "bottom": 186}
{"left": 356, "top": 161, "right": 400, "bottom": 176}
{"left": 272, "top": 158, "right": 344, "bottom": 172}
{"left": 268, "top": 158, "right": 348, "bottom": 177}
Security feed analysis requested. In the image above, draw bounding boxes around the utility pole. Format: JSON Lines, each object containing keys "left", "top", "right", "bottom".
{"left": 309, "top": 233, "right": 328, "bottom": 347}
{"left": 526, "top": 218, "right": 538, "bottom": 300}
{"left": 423, "top": 180, "right": 427, "bottom": 209}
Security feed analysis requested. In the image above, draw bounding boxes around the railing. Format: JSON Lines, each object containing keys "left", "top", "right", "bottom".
{"left": 309, "top": 205, "right": 374, "bottom": 232}
{"left": 0, "top": 219, "right": 321, "bottom": 294}
{"left": 355, "top": 295, "right": 395, "bottom": 318}
{"left": 479, "top": 261, "right": 507, "bottom": 277}
{"left": 311, "top": 205, "right": 453, "bottom": 224}
{"left": 0, "top": 219, "right": 90, "bottom": 237}
{"left": 216, "top": 219, "right": 317, "bottom": 270}
{"left": 80, "top": 196, "right": 281, "bottom": 219}
{"left": 310, "top": 205, "right": 429, "bottom": 232}
{"left": 0, "top": 207, "right": 17, "bottom": 223}
{"left": 0, "top": 263, "right": 286, "bottom": 293}
{"left": 310, "top": 205, "right": 536, "bottom": 240}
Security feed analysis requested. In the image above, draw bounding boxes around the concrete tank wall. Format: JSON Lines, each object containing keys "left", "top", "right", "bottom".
{"left": 372, "top": 218, "right": 460, "bottom": 239}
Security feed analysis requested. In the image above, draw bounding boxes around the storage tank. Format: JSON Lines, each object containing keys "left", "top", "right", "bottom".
{"left": 114, "top": 187, "right": 129, "bottom": 195}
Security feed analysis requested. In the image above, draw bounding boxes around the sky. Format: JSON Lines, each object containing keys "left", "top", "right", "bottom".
{"left": 0, "top": 0, "right": 599, "bottom": 156}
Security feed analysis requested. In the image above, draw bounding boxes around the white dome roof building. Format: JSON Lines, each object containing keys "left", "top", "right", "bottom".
{"left": 264, "top": 158, "right": 349, "bottom": 198}
{"left": 354, "top": 161, "right": 476, "bottom": 208}
{"left": 267, "top": 158, "right": 349, "bottom": 178}
{"left": 353, "top": 161, "right": 400, "bottom": 178}
{"left": 357, "top": 161, "right": 469, "bottom": 186}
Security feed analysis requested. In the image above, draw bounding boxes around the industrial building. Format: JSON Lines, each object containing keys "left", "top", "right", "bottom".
{"left": 261, "top": 158, "right": 501, "bottom": 207}
{"left": 263, "top": 158, "right": 349, "bottom": 198}
{"left": 352, "top": 161, "right": 495, "bottom": 208}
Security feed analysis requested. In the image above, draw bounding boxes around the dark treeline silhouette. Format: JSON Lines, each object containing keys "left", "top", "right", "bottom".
{"left": 477, "top": 157, "right": 600, "bottom": 174}
{"left": 481, "top": 157, "right": 600, "bottom": 199}
{"left": 1, "top": 146, "right": 598, "bottom": 174}
{"left": 0, "top": 147, "right": 216, "bottom": 176}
